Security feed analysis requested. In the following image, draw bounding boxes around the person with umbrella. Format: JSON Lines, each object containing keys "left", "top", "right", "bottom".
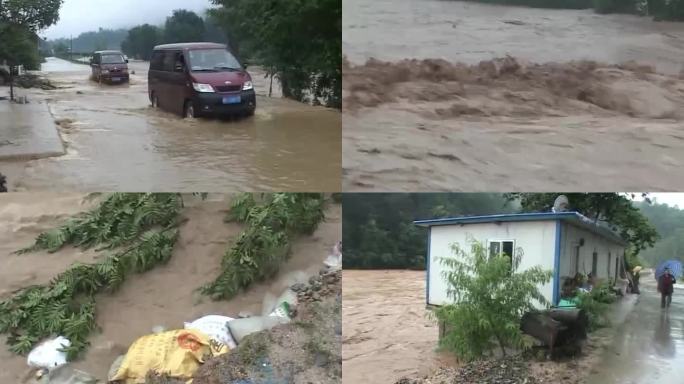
{"left": 658, "top": 267, "right": 677, "bottom": 309}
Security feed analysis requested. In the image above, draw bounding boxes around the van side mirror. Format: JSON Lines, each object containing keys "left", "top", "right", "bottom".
{"left": 89, "top": 59, "right": 93, "bottom": 65}
{"left": 125, "top": 59, "right": 129, "bottom": 63}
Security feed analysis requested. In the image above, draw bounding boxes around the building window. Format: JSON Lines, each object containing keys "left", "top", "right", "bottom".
{"left": 592, "top": 252, "right": 598, "bottom": 276}
{"left": 488, "top": 240, "right": 514, "bottom": 259}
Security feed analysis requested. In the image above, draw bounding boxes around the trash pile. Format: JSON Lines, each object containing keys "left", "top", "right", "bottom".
{"left": 395, "top": 356, "right": 542, "bottom": 384}
{"left": 192, "top": 256, "right": 342, "bottom": 384}
{"left": 15, "top": 74, "right": 57, "bottom": 90}
{"left": 24, "top": 242, "right": 342, "bottom": 384}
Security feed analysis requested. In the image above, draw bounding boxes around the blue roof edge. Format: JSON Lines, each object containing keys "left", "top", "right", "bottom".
{"left": 414, "top": 211, "right": 627, "bottom": 246}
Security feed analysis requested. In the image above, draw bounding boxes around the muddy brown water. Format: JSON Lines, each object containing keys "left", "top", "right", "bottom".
{"left": 2, "top": 58, "right": 340, "bottom": 192}
{"left": 343, "top": 0, "right": 684, "bottom": 192}
{"left": 342, "top": 270, "right": 457, "bottom": 384}
{"left": 0, "top": 193, "right": 341, "bottom": 382}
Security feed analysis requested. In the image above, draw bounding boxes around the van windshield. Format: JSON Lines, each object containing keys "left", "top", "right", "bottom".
{"left": 188, "top": 49, "right": 241, "bottom": 72}
{"left": 101, "top": 54, "right": 126, "bottom": 64}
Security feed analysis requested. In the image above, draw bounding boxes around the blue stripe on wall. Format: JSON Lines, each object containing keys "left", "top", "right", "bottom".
{"left": 553, "top": 220, "right": 562, "bottom": 306}
{"left": 426, "top": 227, "right": 431, "bottom": 305}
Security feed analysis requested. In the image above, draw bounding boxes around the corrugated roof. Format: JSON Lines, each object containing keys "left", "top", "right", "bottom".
{"left": 414, "top": 211, "right": 627, "bottom": 246}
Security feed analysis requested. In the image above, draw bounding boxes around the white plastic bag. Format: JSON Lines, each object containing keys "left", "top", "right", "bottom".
{"left": 227, "top": 316, "right": 290, "bottom": 344}
{"left": 184, "top": 315, "right": 237, "bottom": 349}
{"left": 27, "top": 336, "right": 71, "bottom": 371}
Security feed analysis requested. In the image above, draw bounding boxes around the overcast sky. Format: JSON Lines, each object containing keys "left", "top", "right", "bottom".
{"left": 630, "top": 193, "right": 684, "bottom": 209}
{"left": 43, "top": 0, "right": 215, "bottom": 39}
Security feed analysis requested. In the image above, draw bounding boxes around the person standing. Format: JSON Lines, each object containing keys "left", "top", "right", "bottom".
{"left": 658, "top": 267, "right": 676, "bottom": 309}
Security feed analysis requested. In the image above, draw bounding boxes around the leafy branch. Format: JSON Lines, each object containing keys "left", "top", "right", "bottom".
{"left": 202, "top": 193, "right": 325, "bottom": 300}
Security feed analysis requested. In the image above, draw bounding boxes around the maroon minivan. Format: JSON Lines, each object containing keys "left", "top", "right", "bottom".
{"left": 90, "top": 50, "right": 129, "bottom": 83}
{"left": 148, "top": 42, "right": 256, "bottom": 118}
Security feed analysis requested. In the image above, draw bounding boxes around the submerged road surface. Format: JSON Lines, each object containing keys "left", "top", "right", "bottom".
{"left": 585, "top": 277, "right": 684, "bottom": 384}
{"left": 1, "top": 57, "right": 340, "bottom": 191}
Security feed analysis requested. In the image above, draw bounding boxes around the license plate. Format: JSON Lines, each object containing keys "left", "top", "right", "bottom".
{"left": 222, "top": 95, "right": 241, "bottom": 104}
{"left": 111, "top": 77, "right": 121, "bottom": 82}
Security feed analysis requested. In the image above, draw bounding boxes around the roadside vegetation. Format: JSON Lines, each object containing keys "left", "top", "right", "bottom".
{"left": 0, "top": 193, "right": 183, "bottom": 359}
{"left": 0, "top": 0, "right": 64, "bottom": 100}
{"left": 575, "top": 282, "right": 617, "bottom": 330}
{"left": 434, "top": 240, "right": 552, "bottom": 360}
{"left": 201, "top": 193, "right": 326, "bottom": 300}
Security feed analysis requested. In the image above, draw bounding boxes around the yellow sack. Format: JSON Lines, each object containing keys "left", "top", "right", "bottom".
{"left": 110, "top": 329, "right": 228, "bottom": 384}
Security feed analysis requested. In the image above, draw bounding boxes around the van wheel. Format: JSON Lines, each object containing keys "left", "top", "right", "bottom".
{"left": 184, "top": 101, "right": 195, "bottom": 119}
{"left": 151, "top": 93, "right": 159, "bottom": 108}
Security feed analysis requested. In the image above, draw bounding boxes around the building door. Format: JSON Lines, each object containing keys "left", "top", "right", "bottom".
{"left": 591, "top": 252, "right": 598, "bottom": 276}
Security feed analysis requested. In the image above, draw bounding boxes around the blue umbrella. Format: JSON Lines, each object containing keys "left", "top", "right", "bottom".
{"left": 655, "top": 260, "right": 683, "bottom": 280}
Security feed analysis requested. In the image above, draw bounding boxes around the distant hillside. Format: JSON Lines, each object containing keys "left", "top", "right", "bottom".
{"left": 49, "top": 28, "right": 129, "bottom": 53}
{"left": 636, "top": 200, "right": 684, "bottom": 266}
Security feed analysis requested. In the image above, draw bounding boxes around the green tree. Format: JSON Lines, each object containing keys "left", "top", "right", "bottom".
{"left": 210, "top": 0, "right": 341, "bottom": 108}
{"left": 0, "top": 0, "right": 63, "bottom": 100}
{"left": 121, "top": 24, "right": 161, "bottom": 60}
{"left": 506, "top": 193, "right": 658, "bottom": 255}
{"left": 163, "top": 9, "right": 206, "bottom": 44}
{"left": 434, "top": 239, "right": 552, "bottom": 360}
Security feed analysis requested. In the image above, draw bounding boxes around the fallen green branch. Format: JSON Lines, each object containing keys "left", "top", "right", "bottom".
{"left": 202, "top": 193, "right": 325, "bottom": 300}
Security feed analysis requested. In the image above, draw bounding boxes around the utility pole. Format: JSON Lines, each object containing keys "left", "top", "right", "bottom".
{"left": 70, "top": 35, "right": 73, "bottom": 61}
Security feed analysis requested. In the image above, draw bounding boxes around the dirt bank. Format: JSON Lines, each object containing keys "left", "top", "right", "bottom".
{"left": 0, "top": 194, "right": 341, "bottom": 382}
{"left": 343, "top": 56, "right": 684, "bottom": 191}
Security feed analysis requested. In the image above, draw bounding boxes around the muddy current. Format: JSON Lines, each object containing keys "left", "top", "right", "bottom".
{"left": 0, "top": 194, "right": 341, "bottom": 382}
{"left": 2, "top": 58, "right": 340, "bottom": 192}
{"left": 343, "top": 0, "right": 684, "bottom": 191}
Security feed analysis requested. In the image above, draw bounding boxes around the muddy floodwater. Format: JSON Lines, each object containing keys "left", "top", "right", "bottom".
{"left": 2, "top": 58, "right": 340, "bottom": 192}
{"left": 342, "top": 270, "right": 455, "bottom": 383}
{"left": 343, "top": 0, "right": 684, "bottom": 191}
{"left": 0, "top": 193, "right": 341, "bottom": 382}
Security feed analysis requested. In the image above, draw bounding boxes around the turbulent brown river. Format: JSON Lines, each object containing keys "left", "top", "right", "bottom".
{"left": 3, "top": 58, "right": 340, "bottom": 192}
{"left": 343, "top": 0, "right": 684, "bottom": 191}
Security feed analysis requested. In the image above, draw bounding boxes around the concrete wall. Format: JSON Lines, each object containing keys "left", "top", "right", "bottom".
{"left": 558, "top": 222, "right": 625, "bottom": 284}
{"left": 427, "top": 220, "right": 557, "bottom": 308}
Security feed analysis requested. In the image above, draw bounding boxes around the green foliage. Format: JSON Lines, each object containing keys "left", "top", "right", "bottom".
{"left": 1, "top": 194, "right": 182, "bottom": 358}
{"left": 0, "top": 0, "right": 63, "bottom": 31}
{"left": 49, "top": 28, "right": 129, "bottom": 53}
{"left": 164, "top": 9, "right": 206, "bottom": 44}
{"left": 202, "top": 193, "right": 325, "bottom": 300}
{"left": 0, "top": 23, "right": 40, "bottom": 68}
{"left": 635, "top": 200, "right": 684, "bottom": 266}
{"left": 210, "top": 0, "right": 341, "bottom": 108}
{"left": 18, "top": 193, "right": 182, "bottom": 254}
{"left": 121, "top": 24, "right": 161, "bottom": 61}
{"left": 434, "top": 239, "right": 552, "bottom": 360}
{"left": 343, "top": 193, "right": 515, "bottom": 269}
{"left": 575, "top": 287, "right": 612, "bottom": 330}
{"left": 593, "top": 0, "right": 638, "bottom": 13}
{"left": 507, "top": 193, "right": 658, "bottom": 256}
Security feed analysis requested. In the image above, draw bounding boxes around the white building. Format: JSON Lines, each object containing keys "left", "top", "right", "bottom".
{"left": 414, "top": 212, "right": 628, "bottom": 308}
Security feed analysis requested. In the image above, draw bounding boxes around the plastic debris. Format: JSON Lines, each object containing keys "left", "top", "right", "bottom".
{"left": 27, "top": 336, "right": 71, "bottom": 371}
{"left": 184, "top": 315, "right": 238, "bottom": 349}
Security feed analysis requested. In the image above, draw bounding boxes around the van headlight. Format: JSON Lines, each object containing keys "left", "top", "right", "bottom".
{"left": 101, "top": 70, "right": 109, "bottom": 74}
{"left": 192, "top": 83, "right": 214, "bottom": 93}
{"left": 242, "top": 81, "right": 253, "bottom": 91}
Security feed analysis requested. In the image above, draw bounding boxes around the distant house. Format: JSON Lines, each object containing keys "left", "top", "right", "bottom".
{"left": 414, "top": 212, "right": 628, "bottom": 308}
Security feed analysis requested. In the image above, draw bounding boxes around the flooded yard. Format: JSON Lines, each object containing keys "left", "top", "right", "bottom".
{"left": 343, "top": 0, "right": 684, "bottom": 191}
{"left": 1, "top": 58, "right": 341, "bottom": 192}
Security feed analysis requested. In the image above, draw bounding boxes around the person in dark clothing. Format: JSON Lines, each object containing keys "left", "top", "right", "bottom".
{"left": 0, "top": 172, "right": 6, "bottom": 192}
{"left": 658, "top": 268, "right": 676, "bottom": 309}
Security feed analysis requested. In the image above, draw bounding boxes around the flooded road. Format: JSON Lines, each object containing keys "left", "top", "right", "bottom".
{"left": 342, "top": 270, "right": 456, "bottom": 383}
{"left": 585, "top": 277, "right": 684, "bottom": 384}
{"left": 343, "top": 0, "right": 684, "bottom": 191}
{"left": 0, "top": 193, "right": 341, "bottom": 382}
{"left": 2, "top": 58, "right": 340, "bottom": 192}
